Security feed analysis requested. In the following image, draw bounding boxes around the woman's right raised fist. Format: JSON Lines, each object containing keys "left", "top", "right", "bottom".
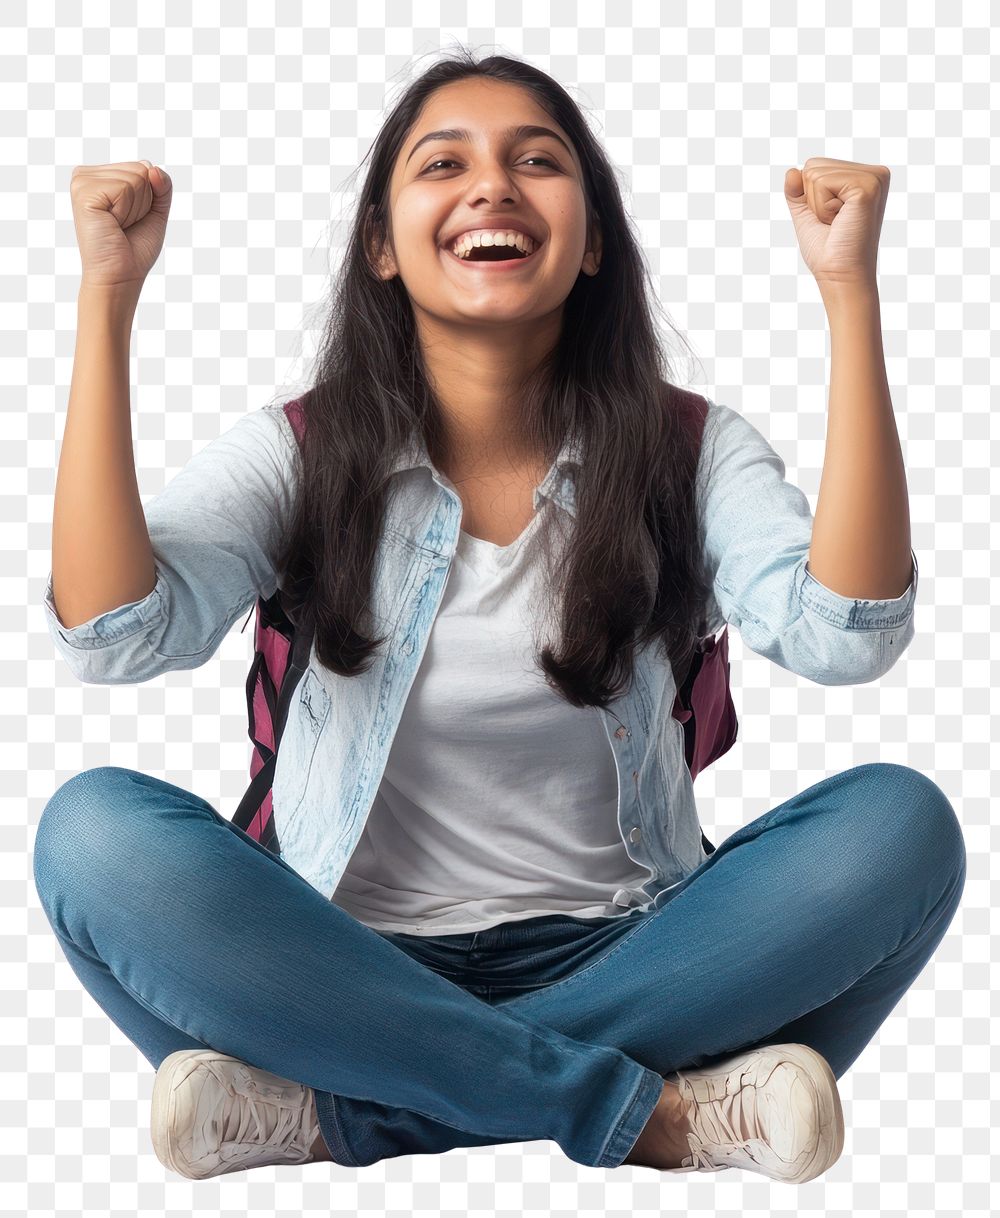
{"left": 70, "top": 160, "right": 173, "bottom": 289}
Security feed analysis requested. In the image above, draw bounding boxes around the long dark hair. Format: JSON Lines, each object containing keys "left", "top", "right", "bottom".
{"left": 274, "top": 47, "right": 713, "bottom": 711}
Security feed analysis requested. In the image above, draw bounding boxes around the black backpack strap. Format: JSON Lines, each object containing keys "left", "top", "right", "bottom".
{"left": 272, "top": 593, "right": 316, "bottom": 749}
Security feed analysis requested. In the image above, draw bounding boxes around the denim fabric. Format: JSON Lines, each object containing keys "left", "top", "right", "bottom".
{"left": 33, "top": 761, "right": 964, "bottom": 1169}
{"left": 40, "top": 397, "right": 920, "bottom": 908}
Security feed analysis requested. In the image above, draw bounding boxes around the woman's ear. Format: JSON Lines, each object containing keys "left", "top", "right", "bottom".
{"left": 582, "top": 216, "right": 602, "bottom": 276}
{"left": 364, "top": 205, "right": 397, "bottom": 280}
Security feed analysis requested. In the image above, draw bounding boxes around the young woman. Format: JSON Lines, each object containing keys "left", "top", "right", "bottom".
{"left": 35, "top": 50, "right": 964, "bottom": 1185}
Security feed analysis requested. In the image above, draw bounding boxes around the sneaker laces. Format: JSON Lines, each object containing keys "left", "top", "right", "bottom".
{"left": 677, "top": 1070, "right": 766, "bottom": 1170}
{"left": 199, "top": 1063, "right": 317, "bottom": 1167}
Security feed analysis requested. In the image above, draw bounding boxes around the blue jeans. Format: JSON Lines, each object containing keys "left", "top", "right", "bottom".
{"left": 32, "top": 761, "right": 966, "bottom": 1169}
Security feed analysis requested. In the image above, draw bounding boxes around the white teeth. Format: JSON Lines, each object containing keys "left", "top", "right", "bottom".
{"left": 449, "top": 230, "right": 537, "bottom": 259}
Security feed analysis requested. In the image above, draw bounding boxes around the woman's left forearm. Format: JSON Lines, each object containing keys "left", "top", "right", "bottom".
{"left": 808, "top": 283, "right": 914, "bottom": 600}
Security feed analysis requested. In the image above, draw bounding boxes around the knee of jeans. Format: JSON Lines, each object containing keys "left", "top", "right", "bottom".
{"left": 33, "top": 766, "right": 144, "bottom": 907}
{"left": 846, "top": 762, "right": 966, "bottom": 882}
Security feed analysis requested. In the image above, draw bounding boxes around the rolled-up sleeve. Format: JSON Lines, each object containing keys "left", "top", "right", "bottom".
{"left": 696, "top": 397, "right": 918, "bottom": 686}
{"left": 42, "top": 403, "right": 298, "bottom": 685}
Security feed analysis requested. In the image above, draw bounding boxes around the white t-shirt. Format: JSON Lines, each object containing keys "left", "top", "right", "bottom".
{"left": 330, "top": 503, "right": 653, "bottom": 935}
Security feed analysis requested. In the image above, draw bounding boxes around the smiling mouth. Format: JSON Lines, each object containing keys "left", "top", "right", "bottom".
{"left": 443, "top": 241, "right": 543, "bottom": 266}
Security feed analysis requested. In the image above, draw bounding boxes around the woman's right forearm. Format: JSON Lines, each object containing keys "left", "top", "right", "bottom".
{"left": 51, "top": 282, "right": 157, "bottom": 630}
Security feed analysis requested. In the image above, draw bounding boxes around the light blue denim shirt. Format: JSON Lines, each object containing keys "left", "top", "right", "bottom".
{"left": 42, "top": 396, "right": 918, "bottom": 908}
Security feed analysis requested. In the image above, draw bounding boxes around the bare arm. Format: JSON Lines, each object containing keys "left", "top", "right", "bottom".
{"left": 51, "top": 282, "right": 156, "bottom": 629}
{"left": 808, "top": 282, "right": 913, "bottom": 600}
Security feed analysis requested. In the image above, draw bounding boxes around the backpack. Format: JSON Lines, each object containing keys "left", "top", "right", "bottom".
{"left": 231, "top": 392, "right": 737, "bottom": 858}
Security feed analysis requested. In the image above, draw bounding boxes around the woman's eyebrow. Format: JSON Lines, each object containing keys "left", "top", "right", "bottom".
{"left": 405, "top": 124, "right": 573, "bottom": 166}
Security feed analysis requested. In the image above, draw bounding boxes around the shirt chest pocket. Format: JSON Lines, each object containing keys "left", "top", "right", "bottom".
{"left": 286, "top": 667, "right": 331, "bottom": 814}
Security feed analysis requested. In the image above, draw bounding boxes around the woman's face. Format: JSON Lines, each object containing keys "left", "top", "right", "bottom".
{"left": 376, "top": 77, "right": 602, "bottom": 332}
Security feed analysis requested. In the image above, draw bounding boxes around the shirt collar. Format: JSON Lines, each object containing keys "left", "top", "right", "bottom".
{"left": 387, "top": 428, "right": 585, "bottom": 517}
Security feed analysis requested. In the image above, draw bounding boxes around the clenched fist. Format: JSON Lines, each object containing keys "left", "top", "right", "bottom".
{"left": 70, "top": 159, "right": 173, "bottom": 289}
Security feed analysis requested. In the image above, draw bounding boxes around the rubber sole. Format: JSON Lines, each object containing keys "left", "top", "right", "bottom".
{"left": 150, "top": 1048, "right": 253, "bottom": 1180}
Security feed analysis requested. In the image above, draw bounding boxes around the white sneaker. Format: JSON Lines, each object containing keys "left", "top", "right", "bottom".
{"left": 150, "top": 1049, "right": 325, "bottom": 1179}
{"left": 661, "top": 1042, "right": 845, "bottom": 1183}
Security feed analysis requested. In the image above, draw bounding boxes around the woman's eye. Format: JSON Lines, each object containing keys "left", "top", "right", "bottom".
{"left": 421, "top": 156, "right": 558, "bottom": 173}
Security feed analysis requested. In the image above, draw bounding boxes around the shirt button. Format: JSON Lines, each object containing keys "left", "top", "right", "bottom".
{"left": 629, "top": 826, "right": 641, "bottom": 843}
{"left": 612, "top": 888, "right": 632, "bottom": 907}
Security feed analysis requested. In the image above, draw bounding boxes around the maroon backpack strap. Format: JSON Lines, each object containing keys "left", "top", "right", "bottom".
{"left": 231, "top": 397, "right": 314, "bottom": 849}
{"left": 283, "top": 393, "right": 307, "bottom": 445}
